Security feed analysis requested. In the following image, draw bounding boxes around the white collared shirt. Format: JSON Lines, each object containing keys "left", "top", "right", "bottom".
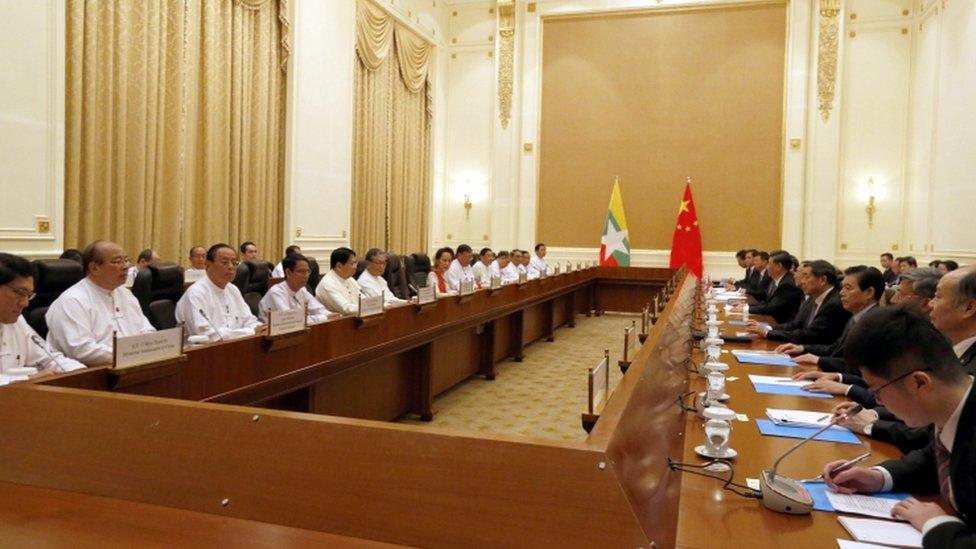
{"left": 259, "top": 281, "right": 331, "bottom": 324}
{"left": 444, "top": 259, "right": 475, "bottom": 292}
{"left": 472, "top": 261, "right": 491, "bottom": 286}
{"left": 810, "top": 286, "right": 833, "bottom": 318}
{"left": 852, "top": 301, "right": 877, "bottom": 323}
{"left": 1, "top": 316, "right": 84, "bottom": 379}
{"left": 528, "top": 256, "right": 549, "bottom": 277}
{"left": 490, "top": 260, "right": 517, "bottom": 284}
{"left": 175, "top": 275, "right": 261, "bottom": 342}
{"left": 46, "top": 277, "right": 155, "bottom": 365}
{"left": 953, "top": 335, "right": 976, "bottom": 359}
{"left": 316, "top": 270, "right": 361, "bottom": 315}
{"left": 357, "top": 271, "right": 407, "bottom": 305}
{"left": 271, "top": 262, "right": 285, "bottom": 278}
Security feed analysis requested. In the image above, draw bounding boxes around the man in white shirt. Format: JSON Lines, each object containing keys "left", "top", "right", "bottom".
{"left": 187, "top": 246, "right": 207, "bottom": 272}
{"left": 357, "top": 248, "right": 407, "bottom": 306}
{"left": 125, "top": 248, "right": 160, "bottom": 288}
{"left": 472, "top": 248, "right": 494, "bottom": 287}
{"left": 528, "top": 243, "right": 550, "bottom": 278}
{"left": 316, "top": 247, "right": 362, "bottom": 315}
{"left": 445, "top": 244, "right": 477, "bottom": 292}
{"left": 271, "top": 245, "right": 302, "bottom": 278}
{"left": 489, "top": 251, "right": 517, "bottom": 285}
{"left": 46, "top": 241, "right": 156, "bottom": 365}
{"left": 0, "top": 253, "right": 84, "bottom": 379}
{"left": 259, "top": 253, "right": 332, "bottom": 324}
{"left": 240, "top": 241, "right": 260, "bottom": 262}
{"left": 176, "top": 243, "right": 265, "bottom": 342}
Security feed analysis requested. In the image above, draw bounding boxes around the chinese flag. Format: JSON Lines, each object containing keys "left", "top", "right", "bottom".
{"left": 668, "top": 182, "right": 703, "bottom": 278}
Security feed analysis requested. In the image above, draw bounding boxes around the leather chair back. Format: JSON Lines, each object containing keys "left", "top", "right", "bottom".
{"left": 243, "top": 292, "right": 262, "bottom": 317}
{"left": 383, "top": 253, "right": 408, "bottom": 299}
{"left": 354, "top": 259, "right": 368, "bottom": 280}
{"left": 26, "top": 259, "right": 84, "bottom": 337}
{"left": 142, "top": 264, "right": 184, "bottom": 330}
{"left": 306, "top": 257, "right": 321, "bottom": 295}
{"left": 243, "top": 261, "right": 273, "bottom": 296}
{"left": 232, "top": 262, "right": 250, "bottom": 293}
{"left": 407, "top": 253, "right": 431, "bottom": 290}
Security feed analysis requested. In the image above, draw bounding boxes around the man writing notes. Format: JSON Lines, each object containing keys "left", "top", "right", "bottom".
{"left": 0, "top": 253, "right": 84, "bottom": 378}
{"left": 176, "top": 243, "right": 265, "bottom": 342}
{"left": 259, "top": 253, "right": 331, "bottom": 324}
{"left": 46, "top": 241, "right": 155, "bottom": 365}
{"left": 528, "top": 243, "right": 550, "bottom": 278}
{"left": 823, "top": 305, "right": 976, "bottom": 548}
{"left": 357, "top": 248, "right": 407, "bottom": 306}
{"left": 316, "top": 247, "right": 362, "bottom": 315}
{"left": 445, "top": 244, "right": 477, "bottom": 292}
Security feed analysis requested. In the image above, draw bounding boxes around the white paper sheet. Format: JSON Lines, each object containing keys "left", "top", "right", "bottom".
{"left": 826, "top": 492, "right": 906, "bottom": 520}
{"left": 837, "top": 517, "right": 922, "bottom": 548}
{"left": 749, "top": 375, "right": 812, "bottom": 387}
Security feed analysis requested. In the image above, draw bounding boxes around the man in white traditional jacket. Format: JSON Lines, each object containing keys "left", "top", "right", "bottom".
{"left": 46, "top": 241, "right": 156, "bottom": 365}
{"left": 176, "top": 243, "right": 265, "bottom": 342}
{"left": 472, "top": 248, "right": 494, "bottom": 287}
{"left": 316, "top": 247, "right": 362, "bottom": 315}
{"left": 528, "top": 243, "right": 550, "bottom": 278}
{"left": 259, "top": 253, "right": 331, "bottom": 324}
{"left": 357, "top": 248, "right": 407, "bottom": 306}
{"left": 187, "top": 246, "right": 207, "bottom": 272}
{"left": 445, "top": 244, "right": 477, "bottom": 292}
{"left": 271, "top": 244, "right": 302, "bottom": 278}
{"left": 0, "top": 253, "right": 84, "bottom": 379}
{"left": 490, "top": 251, "right": 517, "bottom": 285}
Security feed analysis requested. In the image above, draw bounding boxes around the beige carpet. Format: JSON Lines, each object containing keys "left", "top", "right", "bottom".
{"left": 398, "top": 314, "right": 637, "bottom": 441}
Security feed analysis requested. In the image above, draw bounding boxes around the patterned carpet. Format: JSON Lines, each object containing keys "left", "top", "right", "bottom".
{"left": 398, "top": 314, "right": 637, "bottom": 441}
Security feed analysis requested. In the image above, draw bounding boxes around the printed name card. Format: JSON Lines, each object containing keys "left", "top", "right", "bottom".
{"left": 518, "top": 271, "right": 528, "bottom": 284}
{"left": 184, "top": 270, "right": 205, "bottom": 284}
{"left": 460, "top": 279, "right": 475, "bottom": 296}
{"left": 417, "top": 285, "right": 435, "bottom": 304}
{"left": 539, "top": 268, "right": 548, "bottom": 279}
{"left": 490, "top": 275, "right": 501, "bottom": 290}
{"left": 565, "top": 262, "right": 573, "bottom": 273}
{"left": 554, "top": 265, "right": 562, "bottom": 275}
{"left": 114, "top": 327, "right": 183, "bottom": 370}
{"left": 359, "top": 294, "right": 385, "bottom": 317}
{"left": 268, "top": 307, "right": 306, "bottom": 337}
{"left": 576, "top": 262, "right": 582, "bottom": 271}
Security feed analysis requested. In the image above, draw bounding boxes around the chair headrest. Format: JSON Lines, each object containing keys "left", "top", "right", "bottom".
{"left": 32, "top": 259, "right": 85, "bottom": 292}
{"left": 245, "top": 260, "right": 271, "bottom": 282}
{"left": 411, "top": 253, "right": 431, "bottom": 270}
{"left": 150, "top": 263, "right": 184, "bottom": 290}
{"left": 385, "top": 254, "right": 401, "bottom": 273}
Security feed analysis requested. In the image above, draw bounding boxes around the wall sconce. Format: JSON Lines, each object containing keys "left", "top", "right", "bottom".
{"left": 865, "top": 177, "right": 877, "bottom": 228}
{"left": 453, "top": 175, "right": 487, "bottom": 222}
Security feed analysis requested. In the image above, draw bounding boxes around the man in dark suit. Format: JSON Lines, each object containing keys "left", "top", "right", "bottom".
{"left": 776, "top": 265, "right": 884, "bottom": 374}
{"left": 881, "top": 252, "right": 898, "bottom": 286}
{"left": 737, "top": 251, "right": 802, "bottom": 323}
{"left": 823, "top": 305, "right": 975, "bottom": 548}
{"left": 745, "top": 251, "right": 771, "bottom": 300}
{"left": 749, "top": 259, "right": 851, "bottom": 344}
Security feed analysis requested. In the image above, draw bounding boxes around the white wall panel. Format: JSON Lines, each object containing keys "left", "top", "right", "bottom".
{"left": 449, "top": 2, "right": 495, "bottom": 46}
{"left": 847, "top": 0, "right": 913, "bottom": 21}
{"left": 0, "top": 0, "right": 64, "bottom": 257}
{"left": 837, "top": 25, "right": 911, "bottom": 256}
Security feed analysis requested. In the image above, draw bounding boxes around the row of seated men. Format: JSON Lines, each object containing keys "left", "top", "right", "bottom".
{"left": 724, "top": 247, "right": 976, "bottom": 548}
{"left": 0, "top": 240, "right": 557, "bottom": 376}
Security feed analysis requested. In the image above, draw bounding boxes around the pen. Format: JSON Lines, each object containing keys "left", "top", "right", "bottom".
{"left": 804, "top": 452, "right": 871, "bottom": 483}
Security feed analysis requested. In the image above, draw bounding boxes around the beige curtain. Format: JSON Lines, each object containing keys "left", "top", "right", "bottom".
{"left": 65, "top": 0, "right": 288, "bottom": 264}
{"left": 352, "top": 0, "right": 432, "bottom": 254}
{"left": 65, "top": 0, "right": 186, "bottom": 260}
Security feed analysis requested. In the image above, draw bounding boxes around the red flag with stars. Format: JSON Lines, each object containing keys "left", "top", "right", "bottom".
{"left": 669, "top": 182, "right": 703, "bottom": 278}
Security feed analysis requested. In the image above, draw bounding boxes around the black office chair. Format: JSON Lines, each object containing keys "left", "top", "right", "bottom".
{"left": 243, "top": 260, "right": 273, "bottom": 297}
{"left": 232, "top": 262, "right": 250, "bottom": 293}
{"left": 383, "top": 253, "right": 409, "bottom": 299}
{"left": 26, "top": 259, "right": 85, "bottom": 338}
{"left": 306, "top": 257, "right": 321, "bottom": 296}
{"left": 144, "top": 264, "right": 184, "bottom": 330}
{"left": 406, "top": 253, "right": 432, "bottom": 291}
{"left": 243, "top": 292, "right": 262, "bottom": 317}
{"left": 354, "top": 259, "right": 368, "bottom": 280}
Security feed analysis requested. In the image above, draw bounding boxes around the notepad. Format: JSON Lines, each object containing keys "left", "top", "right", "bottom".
{"left": 767, "top": 408, "right": 840, "bottom": 429}
{"left": 755, "top": 419, "right": 862, "bottom": 444}
{"left": 837, "top": 517, "right": 922, "bottom": 548}
{"left": 749, "top": 374, "right": 809, "bottom": 387}
{"left": 837, "top": 540, "right": 892, "bottom": 549}
{"left": 732, "top": 350, "right": 797, "bottom": 367}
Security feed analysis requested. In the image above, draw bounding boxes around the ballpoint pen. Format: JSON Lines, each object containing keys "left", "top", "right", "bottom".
{"left": 801, "top": 452, "right": 872, "bottom": 483}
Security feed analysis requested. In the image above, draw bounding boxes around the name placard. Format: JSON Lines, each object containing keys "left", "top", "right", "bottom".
{"left": 184, "top": 269, "right": 205, "bottom": 284}
{"left": 114, "top": 327, "right": 183, "bottom": 370}
{"left": 576, "top": 262, "right": 582, "bottom": 271}
{"left": 490, "top": 275, "right": 501, "bottom": 290}
{"left": 518, "top": 271, "right": 527, "bottom": 285}
{"left": 539, "top": 267, "right": 548, "bottom": 279}
{"left": 460, "top": 279, "right": 475, "bottom": 296}
{"left": 565, "top": 262, "right": 573, "bottom": 273}
{"left": 554, "top": 264, "right": 562, "bottom": 275}
{"left": 268, "top": 307, "right": 306, "bottom": 337}
{"left": 359, "top": 294, "right": 385, "bottom": 317}
{"left": 417, "top": 285, "right": 435, "bottom": 304}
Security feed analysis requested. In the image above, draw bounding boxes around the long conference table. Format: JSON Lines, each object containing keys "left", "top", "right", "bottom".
{"left": 0, "top": 268, "right": 902, "bottom": 547}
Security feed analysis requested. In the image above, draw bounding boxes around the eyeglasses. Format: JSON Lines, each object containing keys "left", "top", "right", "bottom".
{"left": 106, "top": 257, "right": 130, "bottom": 267}
{"left": 868, "top": 368, "right": 932, "bottom": 400}
{"left": 7, "top": 286, "right": 36, "bottom": 301}
{"left": 216, "top": 259, "right": 241, "bottom": 267}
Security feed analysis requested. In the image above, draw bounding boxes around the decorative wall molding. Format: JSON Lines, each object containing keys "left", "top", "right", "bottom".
{"left": 817, "top": 0, "right": 841, "bottom": 121}
{"left": 496, "top": 0, "right": 514, "bottom": 129}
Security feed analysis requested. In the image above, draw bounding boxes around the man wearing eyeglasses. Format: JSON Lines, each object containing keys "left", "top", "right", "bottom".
{"left": 0, "top": 253, "right": 83, "bottom": 380}
{"left": 259, "top": 253, "right": 332, "bottom": 324}
{"left": 823, "top": 305, "right": 976, "bottom": 548}
{"left": 45, "top": 241, "right": 155, "bottom": 365}
{"left": 356, "top": 248, "right": 407, "bottom": 306}
{"left": 176, "top": 243, "right": 265, "bottom": 342}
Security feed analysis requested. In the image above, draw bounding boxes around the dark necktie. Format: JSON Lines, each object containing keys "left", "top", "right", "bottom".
{"left": 934, "top": 429, "right": 955, "bottom": 512}
{"left": 804, "top": 300, "right": 817, "bottom": 328}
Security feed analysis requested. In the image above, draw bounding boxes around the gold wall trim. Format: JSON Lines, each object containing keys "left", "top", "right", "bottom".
{"left": 497, "top": 0, "right": 515, "bottom": 129}
{"left": 817, "top": 0, "right": 840, "bottom": 122}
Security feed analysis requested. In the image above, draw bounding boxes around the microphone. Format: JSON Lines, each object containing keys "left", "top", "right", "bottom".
{"left": 30, "top": 335, "right": 63, "bottom": 373}
{"left": 197, "top": 308, "right": 225, "bottom": 341}
{"left": 760, "top": 404, "right": 864, "bottom": 514}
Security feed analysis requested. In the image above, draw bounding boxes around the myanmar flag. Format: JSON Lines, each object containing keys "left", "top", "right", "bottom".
{"left": 599, "top": 180, "right": 631, "bottom": 266}
{"left": 669, "top": 181, "right": 703, "bottom": 278}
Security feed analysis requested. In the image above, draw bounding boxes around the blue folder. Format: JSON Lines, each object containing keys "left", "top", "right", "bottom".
{"left": 752, "top": 383, "right": 832, "bottom": 399}
{"left": 732, "top": 351, "right": 797, "bottom": 367}
{"left": 801, "top": 481, "right": 910, "bottom": 512}
{"left": 725, "top": 320, "right": 772, "bottom": 330}
{"left": 755, "top": 419, "right": 862, "bottom": 445}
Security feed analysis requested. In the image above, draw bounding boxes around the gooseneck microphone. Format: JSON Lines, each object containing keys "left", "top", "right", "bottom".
{"left": 30, "top": 335, "right": 64, "bottom": 373}
{"left": 760, "top": 404, "right": 864, "bottom": 515}
{"left": 198, "top": 309, "right": 225, "bottom": 341}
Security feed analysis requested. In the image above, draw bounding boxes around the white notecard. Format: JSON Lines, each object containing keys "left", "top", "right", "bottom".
{"left": 837, "top": 517, "right": 922, "bottom": 548}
